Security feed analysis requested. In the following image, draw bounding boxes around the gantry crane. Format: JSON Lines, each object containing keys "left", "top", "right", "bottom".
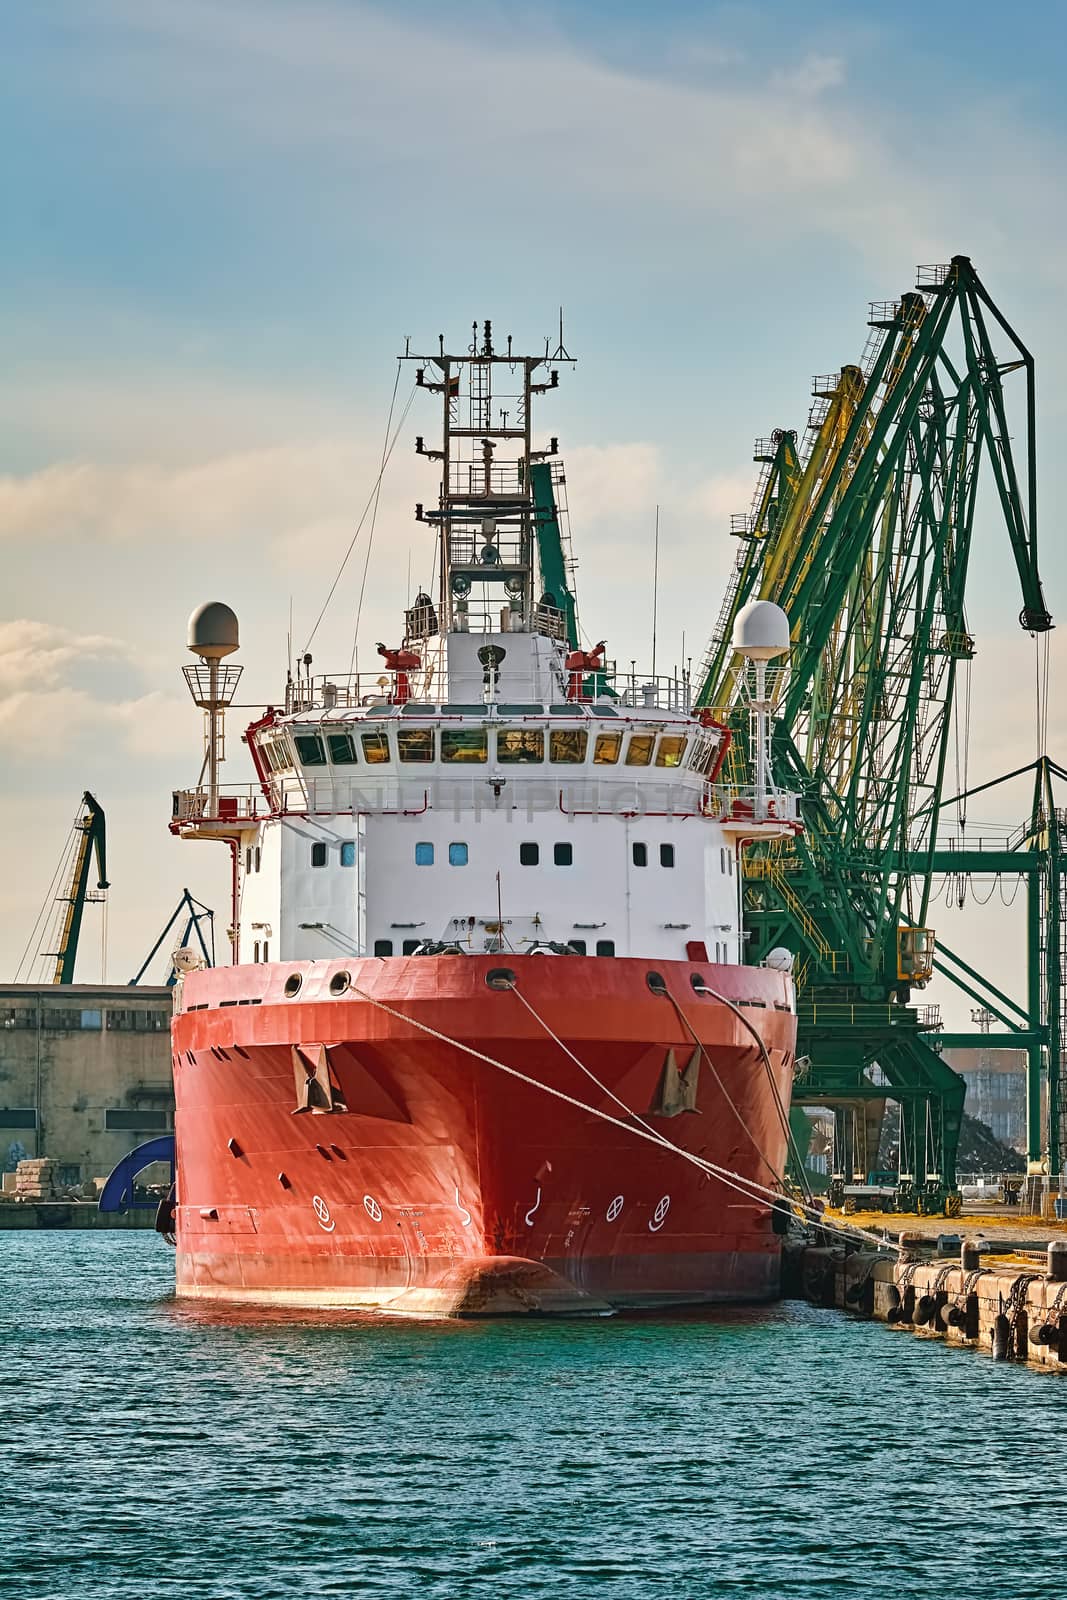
{"left": 697, "top": 256, "right": 1052, "bottom": 1213}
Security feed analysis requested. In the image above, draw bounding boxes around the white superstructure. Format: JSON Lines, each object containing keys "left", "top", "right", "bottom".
{"left": 172, "top": 323, "right": 799, "bottom": 969}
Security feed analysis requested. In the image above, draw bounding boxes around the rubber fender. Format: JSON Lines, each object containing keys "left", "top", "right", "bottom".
{"left": 992, "top": 1313, "right": 1011, "bottom": 1361}
{"left": 947, "top": 1302, "right": 966, "bottom": 1329}
{"left": 1058, "top": 1314, "right": 1067, "bottom": 1362}
{"left": 1030, "top": 1322, "right": 1058, "bottom": 1346}
{"left": 965, "top": 1294, "right": 980, "bottom": 1341}
{"left": 901, "top": 1286, "right": 916, "bottom": 1325}
{"left": 913, "top": 1294, "right": 936, "bottom": 1327}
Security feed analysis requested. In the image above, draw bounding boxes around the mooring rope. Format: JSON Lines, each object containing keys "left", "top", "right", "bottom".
{"left": 347, "top": 980, "right": 898, "bottom": 1255}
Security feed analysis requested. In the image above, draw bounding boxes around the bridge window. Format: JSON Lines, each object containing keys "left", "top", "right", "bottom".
{"left": 550, "top": 729, "right": 588, "bottom": 763}
{"left": 596, "top": 939, "right": 616, "bottom": 957}
{"left": 655, "top": 735, "right": 688, "bottom": 768}
{"left": 568, "top": 939, "right": 587, "bottom": 954}
{"left": 340, "top": 842, "right": 356, "bottom": 867}
{"left": 374, "top": 939, "right": 393, "bottom": 956}
{"left": 311, "top": 842, "right": 328, "bottom": 867}
{"left": 520, "top": 842, "right": 540, "bottom": 865}
{"left": 361, "top": 731, "right": 391, "bottom": 764}
{"left": 328, "top": 731, "right": 359, "bottom": 764}
{"left": 498, "top": 729, "right": 544, "bottom": 763}
{"left": 255, "top": 847, "right": 261, "bottom": 872}
{"left": 294, "top": 733, "right": 327, "bottom": 766}
{"left": 398, "top": 728, "right": 435, "bottom": 763}
{"left": 402, "top": 939, "right": 421, "bottom": 955}
{"left": 441, "top": 729, "right": 488, "bottom": 763}
{"left": 625, "top": 734, "right": 655, "bottom": 766}
{"left": 554, "top": 842, "right": 573, "bottom": 866}
{"left": 415, "top": 842, "right": 435, "bottom": 865}
{"left": 660, "top": 843, "right": 675, "bottom": 868}
{"left": 633, "top": 842, "right": 648, "bottom": 867}
{"left": 264, "top": 736, "right": 294, "bottom": 773}
{"left": 449, "top": 842, "right": 469, "bottom": 866}
{"left": 593, "top": 732, "right": 622, "bottom": 764}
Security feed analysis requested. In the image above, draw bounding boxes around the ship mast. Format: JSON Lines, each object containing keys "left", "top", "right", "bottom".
{"left": 406, "top": 321, "right": 573, "bottom": 640}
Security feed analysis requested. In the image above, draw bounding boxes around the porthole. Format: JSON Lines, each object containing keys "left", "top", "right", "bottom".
{"left": 690, "top": 974, "right": 711, "bottom": 996}
{"left": 646, "top": 971, "right": 668, "bottom": 996}
{"left": 284, "top": 973, "right": 303, "bottom": 998}
{"left": 329, "top": 971, "right": 351, "bottom": 996}
{"left": 486, "top": 967, "right": 516, "bottom": 990}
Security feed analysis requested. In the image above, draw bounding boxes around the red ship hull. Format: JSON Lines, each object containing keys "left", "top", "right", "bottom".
{"left": 171, "top": 954, "right": 797, "bottom": 1316}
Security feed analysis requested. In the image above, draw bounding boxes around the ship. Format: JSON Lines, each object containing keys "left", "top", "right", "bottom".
{"left": 166, "top": 322, "right": 802, "bottom": 1316}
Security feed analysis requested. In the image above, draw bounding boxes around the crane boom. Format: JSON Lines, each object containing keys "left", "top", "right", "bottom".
{"left": 52, "top": 792, "right": 109, "bottom": 985}
{"left": 697, "top": 257, "right": 1052, "bottom": 1210}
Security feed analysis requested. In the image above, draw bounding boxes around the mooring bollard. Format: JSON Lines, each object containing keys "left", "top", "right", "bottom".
{"left": 961, "top": 1238, "right": 982, "bottom": 1272}
{"left": 1047, "top": 1241, "right": 1067, "bottom": 1282}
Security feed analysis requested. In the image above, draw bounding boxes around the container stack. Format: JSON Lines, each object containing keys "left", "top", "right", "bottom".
{"left": 14, "top": 1158, "right": 58, "bottom": 1201}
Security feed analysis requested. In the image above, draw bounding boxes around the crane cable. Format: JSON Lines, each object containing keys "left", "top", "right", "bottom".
{"left": 347, "top": 979, "right": 900, "bottom": 1256}
{"left": 1035, "top": 631, "right": 1050, "bottom": 756}
{"left": 348, "top": 361, "right": 404, "bottom": 678}
{"left": 509, "top": 979, "right": 784, "bottom": 1191}
{"left": 302, "top": 368, "right": 417, "bottom": 658}
{"left": 672, "top": 979, "right": 817, "bottom": 1208}
{"left": 14, "top": 815, "right": 79, "bottom": 983}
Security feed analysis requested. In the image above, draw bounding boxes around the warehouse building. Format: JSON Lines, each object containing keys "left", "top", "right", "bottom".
{"left": 0, "top": 984, "right": 173, "bottom": 1187}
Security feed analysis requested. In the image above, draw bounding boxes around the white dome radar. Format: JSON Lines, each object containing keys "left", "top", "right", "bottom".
{"left": 732, "top": 600, "right": 790, "bottom": 661}
{"left": 187, "top": 601, "right": 240, "bottom": 660}
{"left": 764, "top": 946, "right": 795, "bottom": 973}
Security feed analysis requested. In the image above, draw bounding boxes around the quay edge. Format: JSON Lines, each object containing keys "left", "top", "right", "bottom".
{"left": 785, "top": 1235, "right": 1067, "bottom": 1371}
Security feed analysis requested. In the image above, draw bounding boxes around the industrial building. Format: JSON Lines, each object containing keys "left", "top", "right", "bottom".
{"left": 0, "top": 983, "right": 173, "bottom": 1188}
{"left": 944, "top": 1047, "right": 1028, "bottom": 1154}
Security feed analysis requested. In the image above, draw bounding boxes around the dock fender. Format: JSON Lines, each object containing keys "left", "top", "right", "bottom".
{"left": 886, "top": 1284, "right": 903, "bottom": 1323}
{"left": 992, "top": 1313, "right": 1011, "bottom": 1361}
{"left": 913, "top": 1293, "right": 936, "bottom": 1327}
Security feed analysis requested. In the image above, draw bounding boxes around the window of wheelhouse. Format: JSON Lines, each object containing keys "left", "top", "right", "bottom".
{"left": 550, "top": 729, "right": 587, "bottom": 763}
{"left": 397, "top": 728, "right": 435, "bottom": 763}
{"left": 498, "top": 729, "right": 544, "bottom": 764}
{"left": 361, "top": 730, "right": 391, "bottom": 764}
{"left": 655, "top": 735, "right": 688, "bottom": 768}
{"left": 311, "top": 842, "right": 328, "bottom": 867}
{"left": 593, "top": 731, "right": 622, "bottom": 764}
{"left": 441, "top": 728, "right": 488, "bottom": 763}
{"left": 327, "top": 730, "right": 359, "bottom": 765}
{"left": 262, "top": 735, "right": 294, "bottom": 773}
{"left": 625, "top": 733, "right": 655, "bottom": 766}
{"left": 340, "top": 842, "right": 356, "bottom": 867}
{"left": 294, "top": 733, "right": 327, "bottom": 766}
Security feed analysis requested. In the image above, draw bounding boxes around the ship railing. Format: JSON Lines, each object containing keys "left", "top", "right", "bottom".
{"left": 704, "top": 785, "right": 801, "bottom": 825}
{"left": 285, "top": 668, "right": 444, "bottom": 714}
{"left": 281, "top": 664, "right": 697, "bottom": 716}
{"left": 172, "top": 786, "right": 270, "bottom": 823}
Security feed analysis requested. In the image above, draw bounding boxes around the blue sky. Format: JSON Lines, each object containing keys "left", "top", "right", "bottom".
{"left": 2, "top": 0, "right": 1066, "bottom": 1016}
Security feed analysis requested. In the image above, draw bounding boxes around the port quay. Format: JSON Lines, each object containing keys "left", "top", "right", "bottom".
{"left": 4, "top": 10, "right": 1067, "bottom": 1598}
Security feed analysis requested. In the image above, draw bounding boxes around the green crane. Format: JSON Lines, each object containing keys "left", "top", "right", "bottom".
{"left": 52, "top": 792, "right": 109, "bottom": 985}
{"left": 696, "top": 256, "right": 1052, "bottom": 1213}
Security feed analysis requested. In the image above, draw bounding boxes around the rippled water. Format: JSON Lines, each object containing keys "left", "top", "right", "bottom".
{"left": 2, "top": 1233, "right": 1064, "bottom": 1599}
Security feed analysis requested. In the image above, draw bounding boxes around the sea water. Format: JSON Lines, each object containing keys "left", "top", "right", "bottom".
{"left": 1, "top": 1232, "right": 1062, "bottom": 1599}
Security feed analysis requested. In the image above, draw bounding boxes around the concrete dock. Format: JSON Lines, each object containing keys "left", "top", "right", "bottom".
{"left": 786, "top": 1211, "right": 1067, "bottom": 1370}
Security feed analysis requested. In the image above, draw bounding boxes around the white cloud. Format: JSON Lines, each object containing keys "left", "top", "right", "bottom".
{"left": 0, "top": 621, "right": 188, "bottom": 759}
{"left": 0, "top": 620, "right": 132, "bottom": 691}
{"left": 81, "top": 0, "right": 938, "bottom": 263}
